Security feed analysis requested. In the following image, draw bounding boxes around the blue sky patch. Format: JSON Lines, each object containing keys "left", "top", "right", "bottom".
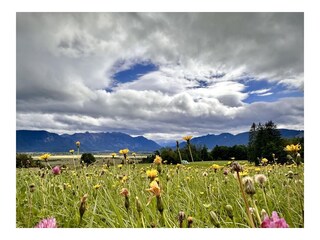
{"left": 240, "top": 78, "right": 304, "bottom": 103}
{"left": 112, "top": 62, "right": 158, "bottom": 84}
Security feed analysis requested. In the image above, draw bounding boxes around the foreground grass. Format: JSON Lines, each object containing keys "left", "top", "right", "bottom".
{"left": 16, "top": 161, "right": 304, "bottom": 228}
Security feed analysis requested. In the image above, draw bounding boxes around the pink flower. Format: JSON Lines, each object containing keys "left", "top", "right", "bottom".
{"left": 261, "top": 211, "right": 289, "bottom": 228}
{"left": 52, "top": 166, "right": 61, "bottom": 175}
{"left": 34, "top": 217, "right": 57, "bottom": 228}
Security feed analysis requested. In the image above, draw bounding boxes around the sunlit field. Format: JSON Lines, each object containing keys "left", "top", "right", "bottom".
{"left": 16, "top": 157, "right": 304, "bottom": 228}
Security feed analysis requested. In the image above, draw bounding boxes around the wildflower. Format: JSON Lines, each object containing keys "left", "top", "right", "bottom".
{"left": 242, "top": 176, "right": 256, "bottom": 195}
{"left": 286, "top": 170, "right": 294, "bottom": 179}
{"left": 39, "top": 153, "right": 51, "bottom": 161}
{"left": 211, "top": 164, "right": 221, "bottom": 172}
{"left": 261, "top": 209, "right": 268, "bottom": 220}
{"left": 153, "top": 155, "right": 162, "bottom": 165}
{"left": 29, "top": 184, "right": 36, "bottom": 193}
{"left": 120, "top": 188, "right": 130, "bottom": 211}
{"left": 146, "top": 169, "right": 158, "bottom": 180}
{"left": 69, "top": 149, "right": 74, "bottom": 154}
{"left": 34, "top": 217, "right": 57, "bottom": 228}
{"left": 119, "top": 148, "right": 129, "bottom": 155}
{"left": 146, "top": 180, "right": 164, "bottom": 214}
{"left": 52, "top": 166, "right": 61, "bottom": 175}
{"left": 79, "top": 193, "right": 88, "bottom": 223}
{"left": 284, "top": 144, "right": 301, "bottom": 153}
{"left": 135, "top": 196, "right": 143, "bottom": 213}
{"left": 230, "top": 161, "right": 243, "bottom": 172}
{"left": 187, "top": 216, "right": 193, "bottom": 228}
{"left": 202, "top": 172, "right": 208, "bottom": 177}
{"left": 225, "top": 205, "right": 234, "bottom": 219}
{"left": 147, "top": 180, "right": 161, "bottom": 197}
{"left": 63, "top": 183, "right": 72, "bottom": 190}
{"left": 209, "top": 211, "right": 220, "bottom": 228}
{"left": 117, "top": 164, "right": 123, "bottom": 169}
{"left": 121, "top": 175, "right": 129, "bottom": 183}
{"left": 111, "top": 153, "right": 117, "bottom": 158}
{"left": 255, "top": 167, "right": 261, "bottom": 172}
{"left": 261, "top": 158, "right": 268, "bottom": 165}
{"left": 178, "top": 210, "right": 186, "bottom": 228}
{"left": 261, "top": 211, "right": 289, "bottom": 228}
{"left": 76, "top": 141, "right": 80, "bottom": 147}
{"left": 182, "top": 135, "right": 194, "bottom": 162}
{"left": 93, "top": 184, "right": 102, "bottom": 190}
{"left": 254, "top": 174, "right": 268, "bottom": 187}
{"left": 182, "top": 135, "right": 193, "bottom": 141}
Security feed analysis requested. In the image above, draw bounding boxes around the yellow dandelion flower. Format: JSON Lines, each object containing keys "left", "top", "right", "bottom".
{"left": 211, "top": 164, "right": 221, "bottom": 170}
{"left": 76, "top": 141, "right": 80, "bottom": 147}
{"left": 146, "top": 180, "right": 161, "bottom": 196}
{"left": 93, "top": 184, "right": 102, "bottom": 190}
{"left": 39, "top": 153, "right": 51, "bottom": 161}
{"left": 111, "top": 153, "right": 117, "bottom": 157}
{"left": 146, "top": 169, "right": 158, "bottom": 179}
{"left": 118, "top": 164, "right": 123, "bottom": 169}
{"left": 119, "top": 148, "right": 129, "bottom": 155}
{"left": 69, "top": 149, "right": 75, "bottom": 154}
{"left": 153, "top": 155, "right": 162, "bottom": 165}
{"left": 182, "top": 135, "right": 193, "bottom": 141}
{"left": 121, "top": 175, "right": 129, "bottom": 183}
{"left": 255, "top": 167, "right": 261, "bottom": 172}
{"left": 261, "top": 158, "right": 268, "bottom": 164}
{"left": 284, "top": 144, "right": 301, "bottom": 153}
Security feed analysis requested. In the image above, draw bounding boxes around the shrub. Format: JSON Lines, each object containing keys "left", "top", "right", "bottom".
{"left": 80, "top": 153, "right": 96, "bottom": 166}
{"left": 16, "top": 153, "right": 37, "bottom": 168}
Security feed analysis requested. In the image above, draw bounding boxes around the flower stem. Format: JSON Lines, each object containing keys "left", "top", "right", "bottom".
{"left": 251, "top": 196, "right": 262, "bottom": 225}
{"left": 236, "top": 172, "right": 255, "bottom": 228}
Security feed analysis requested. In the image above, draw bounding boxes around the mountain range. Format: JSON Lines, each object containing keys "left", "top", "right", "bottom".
{"left": 16, "top": 129, "right": 303, "bottom": 153}
{"left": 16, "top": 130, "right": 161, "bottom": 152}
{"left": 175, "top": 129, "right": 304, "bottom": 149}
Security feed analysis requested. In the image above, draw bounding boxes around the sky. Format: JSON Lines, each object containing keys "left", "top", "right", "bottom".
{"left": 16, "top": 12, "right": 304, "bottom": 144}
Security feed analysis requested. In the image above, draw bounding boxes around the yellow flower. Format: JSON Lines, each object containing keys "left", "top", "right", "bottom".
{"left": 39, "top": 153, "right": 51, "bottom": 161}
{"left": 121, "top": 175, "right": 129, "bottom": 183}
{"left": 284, "top": 144, "right": 301, "bottom": 153}
{"left": 76, "top": 141, "right": 80, "bottom": 147}
{"left": 146, "top": 169, "right": 158, "bottom": 179}
{"left": 132, "top": 152, "right": 136, "bottom": 156}
{"left": 182, "top": 135, "right": 193, "bottom": 141}
{"left": 255, "top": 167, "right": 261, "bottom": 172}
{"left": 147, "top": 180, "right": 161, "bottom": 196}
{"left": 261, "top": 158, "right": 268, "bottom": 164}
{"left": 119, "top": 149, "right": 129, "bottom": 155}
{"left": 237, "top": 170, "right": 249, "bottom": 177}
{"left": 93, "top": 184, "right": 102, "bottom": 190}
{"left": 69, "top": 149, "right": 74, "bottom": 154}
{"left": 117, "top": 164, "right": 123, "bottom": 169}
{"left": 111, "top": 153, "right": 117, "bottom": 157}
{"left": 153, "top": 155, "right": 162, "bottom": 165}
{"left": 64, "top": 183, "right": 72, "bottom": 189}
{"left": 211, "top": 164, "right": 221, "bottom": 170}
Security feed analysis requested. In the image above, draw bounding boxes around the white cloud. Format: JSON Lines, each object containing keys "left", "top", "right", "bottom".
{"left": 16, "top": 13, "right": 304, "bottom": 140}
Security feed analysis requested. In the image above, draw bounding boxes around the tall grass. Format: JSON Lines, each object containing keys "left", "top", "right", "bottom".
{"left": 16, "top": 162, "right": 304, "bottom": 228}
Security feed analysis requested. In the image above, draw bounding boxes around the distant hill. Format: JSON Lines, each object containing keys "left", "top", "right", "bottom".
{"left": 16, "top": 130, "right": 161, "bottom": 152}
{"left": 176, "top": 129, "right": 304, "bottom": 149}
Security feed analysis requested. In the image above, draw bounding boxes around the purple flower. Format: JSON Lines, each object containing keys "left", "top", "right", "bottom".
{"left": 34, "top": 217, "right": 57, "bottom": 228}
{"left": 261, "top": 211, "right": 289, "bottom": 228}
{"left": 52, "top": 166, "right": 61, "bottom": 175}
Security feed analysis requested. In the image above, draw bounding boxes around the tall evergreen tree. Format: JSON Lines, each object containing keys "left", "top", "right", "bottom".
{"left": 248, "top": 121, "right": 285, "bottom": 165}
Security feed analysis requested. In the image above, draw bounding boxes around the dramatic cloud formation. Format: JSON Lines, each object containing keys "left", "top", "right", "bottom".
{"left": 16, "top": 13, "right": 304, "bottom": 143}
